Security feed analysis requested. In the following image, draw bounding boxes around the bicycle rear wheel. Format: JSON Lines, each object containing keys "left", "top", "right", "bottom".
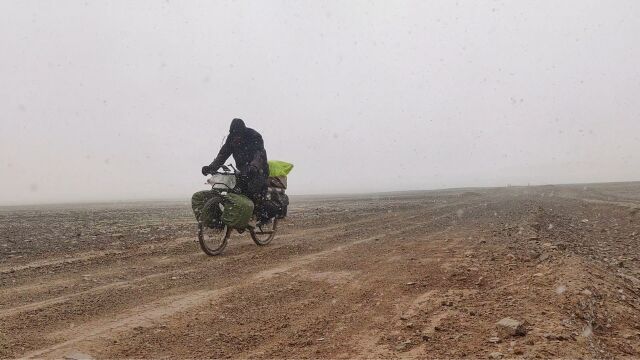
{"left": 250, "top": 219, "right": 278, "bottom": 246}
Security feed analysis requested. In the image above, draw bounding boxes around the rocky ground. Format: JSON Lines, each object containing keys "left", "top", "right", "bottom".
{"left": 1, "top": 183, "right": 639, "bottom": 359}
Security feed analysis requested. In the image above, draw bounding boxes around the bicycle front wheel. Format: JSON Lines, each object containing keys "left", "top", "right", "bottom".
{"left": 198, "top": 223, "right": 231, "bottom": 256}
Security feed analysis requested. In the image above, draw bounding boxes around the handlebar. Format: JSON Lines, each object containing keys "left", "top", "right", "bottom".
{"left": 210, "top": 164, "right": 241, "bottom": 175}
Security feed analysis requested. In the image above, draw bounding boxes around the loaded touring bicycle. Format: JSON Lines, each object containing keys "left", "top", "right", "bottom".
{"left": 193, "top": 161, "right": 292, "bottom": 256}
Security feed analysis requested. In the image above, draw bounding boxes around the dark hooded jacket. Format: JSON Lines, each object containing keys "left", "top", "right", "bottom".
{"left": 209, "top": 119, "right": 269, "bottom": 198}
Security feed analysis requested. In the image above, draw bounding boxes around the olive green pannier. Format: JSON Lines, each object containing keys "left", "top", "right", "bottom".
{"left": 221, "top": 192, "right": 255, "bottom": 229}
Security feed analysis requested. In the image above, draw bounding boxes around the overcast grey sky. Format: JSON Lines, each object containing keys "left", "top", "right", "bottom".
{"left": 1, "top": 0, "right": 639, "bottom": 205}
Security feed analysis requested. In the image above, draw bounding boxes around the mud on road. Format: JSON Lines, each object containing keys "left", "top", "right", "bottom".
{"left": 1, "top": 183, "right": 640, "bottom": 358}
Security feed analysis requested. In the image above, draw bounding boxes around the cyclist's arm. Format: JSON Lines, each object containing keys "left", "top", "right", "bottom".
{"left": 209, "top": 139, "right": 232, "bottom": 172}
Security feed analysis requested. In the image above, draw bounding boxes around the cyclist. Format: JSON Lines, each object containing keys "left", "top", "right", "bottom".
{"left": 193, "top": 119, "right": 269, "bottom": 226}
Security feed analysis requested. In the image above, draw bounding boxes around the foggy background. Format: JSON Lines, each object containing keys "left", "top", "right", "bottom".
{"left": 1, "top": 0, "right": 639, "bottom": 205}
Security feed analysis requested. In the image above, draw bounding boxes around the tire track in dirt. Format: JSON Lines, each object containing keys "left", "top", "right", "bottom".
{"left": 19, "top": 288, "right": 231, "bottom": 359}
{"left": 0, "top": 269, "right": 197, "bottom": 318}
{"left": 1, "top": 236, "right": 199, "bottom": 276}
{"left": 0, "top": 250, "right": 125, "bottom": 275}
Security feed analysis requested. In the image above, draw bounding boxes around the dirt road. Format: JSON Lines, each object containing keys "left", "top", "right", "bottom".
{"left": 2, "top": 183, "right": 640, "bottom": 358}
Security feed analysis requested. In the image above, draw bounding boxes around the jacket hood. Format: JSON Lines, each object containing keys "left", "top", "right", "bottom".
{"left": 229, "top": 118, "right": 246, "bottom": 135}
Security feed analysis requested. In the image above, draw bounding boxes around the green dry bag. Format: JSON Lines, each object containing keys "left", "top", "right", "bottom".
{"left": 268, "top": 160, "right": 294, "bottom": 177}
{"left": 222, "top": 193, "right": 254, "bottom": 229}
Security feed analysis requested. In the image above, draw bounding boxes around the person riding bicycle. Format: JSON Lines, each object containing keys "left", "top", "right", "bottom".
{"left": 193, "top": 118, "right": 270, "bottom": 226}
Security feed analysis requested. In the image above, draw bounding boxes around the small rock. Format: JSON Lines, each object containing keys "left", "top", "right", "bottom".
{"left": 582, "top": 289, "right": 593, "bottom": 296}
{"left": 489, "top": 352, "right": 503, "bottom": 359}
{"left": 406, "top": 282, "right": 416, "bottom": 286}
{"left": 488, "top": 337, "right": 502, "bottom": 344}
{"left": 395, "top": 340, "right": 412, "bottom": 351}
{"left": 496, "top": 318, "right": 527, "bottom": 337}
{"left": 545, "top": 333, "right": 569, "bottom": 341}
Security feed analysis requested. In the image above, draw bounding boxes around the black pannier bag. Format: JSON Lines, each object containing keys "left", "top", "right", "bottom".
{"left": 264, "top": 187, "right": 289, "bottom": 219}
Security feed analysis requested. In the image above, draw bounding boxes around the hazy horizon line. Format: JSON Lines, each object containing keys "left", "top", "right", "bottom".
{"left": 2, "top": 179, "right": 638, "bottom": 208}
